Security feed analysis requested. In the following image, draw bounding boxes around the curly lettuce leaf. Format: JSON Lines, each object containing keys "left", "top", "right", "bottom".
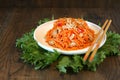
{"left": 16, "top": 18, "right": 120, "bottom": 73}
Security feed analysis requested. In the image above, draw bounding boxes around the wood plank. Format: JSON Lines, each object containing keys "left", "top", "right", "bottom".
{"left": 0, "top": 0, "right": 120, "bottom": 8}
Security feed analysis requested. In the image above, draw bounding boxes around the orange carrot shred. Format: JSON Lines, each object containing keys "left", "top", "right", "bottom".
{"left": 45, "top": 18, "right": 95, "bottom": 51}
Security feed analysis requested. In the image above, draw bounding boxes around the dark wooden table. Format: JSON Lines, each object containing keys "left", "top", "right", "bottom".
{"left": 0, "top": 8, "right": 120, "bottom": 80}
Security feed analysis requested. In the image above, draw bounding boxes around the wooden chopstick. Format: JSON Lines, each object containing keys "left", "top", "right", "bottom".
{"left": 89, "top": 20, "right": 112, "bottom": 62}
{"left": 83, "top": 20, "right": 109, "bottom": 61}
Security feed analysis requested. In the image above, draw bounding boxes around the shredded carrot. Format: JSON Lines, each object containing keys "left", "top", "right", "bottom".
{"left": 45, "top": 18, "right": 95, "bottom": 50}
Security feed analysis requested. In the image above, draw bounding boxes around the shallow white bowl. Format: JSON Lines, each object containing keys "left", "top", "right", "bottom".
{"left": 34, "top": 20, "right": 106, "bottom": 55}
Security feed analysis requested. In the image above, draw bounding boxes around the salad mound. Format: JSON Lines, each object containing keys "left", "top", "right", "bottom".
{"left": 46, "top": 18, "right": 95, "bottom": 50}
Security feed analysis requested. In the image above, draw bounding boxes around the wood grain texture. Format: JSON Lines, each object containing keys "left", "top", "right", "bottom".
{"left": 0, "top": 0, "right": 120, "bottom": 8}
{"left": 0, "top": 8, "right": 120, "bottom": 80}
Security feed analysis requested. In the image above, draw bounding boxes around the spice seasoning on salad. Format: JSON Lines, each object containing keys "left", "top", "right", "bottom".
{"left": 45, "top": 18, "right": 95, "bottom": 50}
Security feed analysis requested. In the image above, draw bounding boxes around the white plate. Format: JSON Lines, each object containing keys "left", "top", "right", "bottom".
{"left": 34, "top": 20, "right": 106, "bottom": 55}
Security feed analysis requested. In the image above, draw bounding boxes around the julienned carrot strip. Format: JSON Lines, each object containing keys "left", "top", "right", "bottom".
{"left": 45, "top": 18, "right": 95, "bottom": 50}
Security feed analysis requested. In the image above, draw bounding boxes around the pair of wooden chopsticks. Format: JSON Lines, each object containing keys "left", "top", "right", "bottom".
{"left": 83, "top": 19, "right": 112, "bottom": 62}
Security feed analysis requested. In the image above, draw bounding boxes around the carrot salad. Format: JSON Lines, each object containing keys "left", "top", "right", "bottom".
{"left": 45, "top": 18, "right": 95, "bottom": 50}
